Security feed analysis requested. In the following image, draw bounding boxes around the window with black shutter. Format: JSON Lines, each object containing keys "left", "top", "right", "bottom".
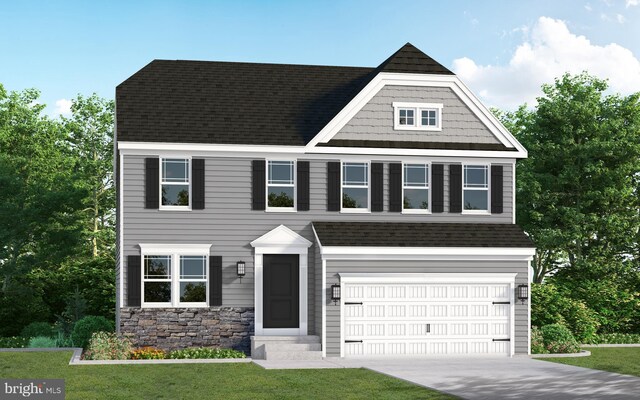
{"left": 389, "top": 163, "right": 402, "bottom": 212}
{"left": 252, "top": 160, "right": 266, "bottom": 210}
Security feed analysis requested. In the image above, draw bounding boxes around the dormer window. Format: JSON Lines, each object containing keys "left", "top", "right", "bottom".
{"left": 393, "top": 102, "right": 443, "bottom": 131}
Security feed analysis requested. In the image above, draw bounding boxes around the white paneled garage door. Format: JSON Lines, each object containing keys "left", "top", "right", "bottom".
{"left": 342, "top": 278, "right": 513, "bottom": 357}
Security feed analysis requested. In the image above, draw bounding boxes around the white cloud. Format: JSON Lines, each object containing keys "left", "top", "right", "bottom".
{"left": 626, "top": 0, "right": 639, "bottom": 8}
{"left": 616, "top": 13, "right": 626, "bottom": 23}
{"left": 452, "top": 17, "right": 640, "bottom": 109}
{"left": 585, "top": 3, "right": 592, "bottom": 11}
{"left": 54, "top": 98, "right": 72, "bottom": 116}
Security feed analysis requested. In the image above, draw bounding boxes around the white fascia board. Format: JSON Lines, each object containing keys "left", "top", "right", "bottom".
{"left": 118, "top": 141, "right": 306, "bottom": 154}
{"left": 119, "top": 143, "right": 523, "bottom": 160}
{"left": 304, "top": 72, "right": 528, "bottom": 158}
{"left": 338, "top": 272, "right": 518, "bottom": 284}
{"left": 306, "top": 146, "right": 525, "bottom": 159}
{"left": 138, "top": 243, "right": 212, "bottom": 255}
{"left": 319, "top": 246, "right": 535, "bottom": 261}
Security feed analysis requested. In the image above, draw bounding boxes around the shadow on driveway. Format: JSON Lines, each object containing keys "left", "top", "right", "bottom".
{"left": 330, "top": 357, "right": 640, "bottom": 400}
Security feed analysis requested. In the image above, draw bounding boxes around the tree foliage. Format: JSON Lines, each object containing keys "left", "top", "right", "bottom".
{"left": 497, "top": 73, "right": 640, "bottom": 336}
{"left": 498, "top": 73, "right": 640, "bottom": 282}
{"left": 0, "top": 84, "right": 115, "bottom": 335}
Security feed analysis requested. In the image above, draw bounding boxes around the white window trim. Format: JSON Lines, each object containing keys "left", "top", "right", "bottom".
{"left": 462, "top": 163, "right": 491, "bottom": 215}
{"left": 265, "top": 159, "right": 297, "bottom": 212}
{"left": 340, "top": 161, "right": 371, "bottom": 213}
{"left": 159, "top": 156, "right": 192, "bottom": 211}
{"left": 393, "top": 102, "right": 443, "bottom": 131}
{"left": 402, "top": 162, "right": 431, "bottom": 214}
{"left": 139, "top": 243, "right": 212, "bottom": 308}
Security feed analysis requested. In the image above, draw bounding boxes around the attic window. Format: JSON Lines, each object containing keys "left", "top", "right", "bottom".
{"left": 393, "top": 102, "right": 443, "bottom": 131}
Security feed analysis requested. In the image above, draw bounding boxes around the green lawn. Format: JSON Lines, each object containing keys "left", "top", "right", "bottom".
{"left": 0, "top": 351, "right": 455, "bottom": 400}
{"left": 542, "top": 347, "right": 640, "bottom": 377}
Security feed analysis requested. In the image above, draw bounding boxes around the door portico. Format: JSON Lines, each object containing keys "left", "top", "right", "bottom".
{"left": 251, "top": 225, "right": 312, "bottom": 336}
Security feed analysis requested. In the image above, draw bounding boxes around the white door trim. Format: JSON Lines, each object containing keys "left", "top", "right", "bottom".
{"left": 251, "top": 225, "right": 312, "bottom": 336}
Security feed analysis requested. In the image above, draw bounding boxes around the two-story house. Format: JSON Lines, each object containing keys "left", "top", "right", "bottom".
{"left": 115, "top": 43, "right": 535, "bottom": 360}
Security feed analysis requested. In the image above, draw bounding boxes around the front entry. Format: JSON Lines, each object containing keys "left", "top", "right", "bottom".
{"left": 263, "top": 254, "right": 300, "bottom": 329}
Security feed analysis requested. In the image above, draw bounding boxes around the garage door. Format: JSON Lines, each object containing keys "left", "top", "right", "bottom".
{"left": 342, "top": 282, "right": 512, "bottom": 357}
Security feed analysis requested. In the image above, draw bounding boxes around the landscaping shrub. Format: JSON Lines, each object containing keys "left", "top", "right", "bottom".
{"left": 168, "top": 347, "right": 246, "bottom": 359}
{"left": 592, "top": 333, "right": 640, "bottom": 344}
{"left": 28, "top": 336, "right": 57, "bottom": 348}
{"left": 20, "top": 322, "right": 54, "bottom": 339}
{"left": 531, "top": 326, "right": 548, "bottom": 354}
{"left": 130, "top": 347, "right": 166, "bottom": 360}
{"left": 54, "top": 332, "right": 73, "bottom": 348}
{"left": 541, "top": 324, "right": 580, "bottom": 354}
{"left": 71, "top": 316, "right": 114, "bottom": 349}
{"left": 83, "top": 332, "right": 132, "bottom": 360}
{"left": 531, "top": 283, "right": 599, "bottom": 342}
{"left": 0, "top": 336, "right": 30, "bottom": 348}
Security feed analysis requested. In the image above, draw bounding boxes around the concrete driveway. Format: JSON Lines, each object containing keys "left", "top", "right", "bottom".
{"left": 330, "top": 357, "right": 640, "bottom": 400}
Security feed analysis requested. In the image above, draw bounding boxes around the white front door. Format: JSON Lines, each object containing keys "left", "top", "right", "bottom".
{"left": 342, "top": 282, "right": 512, "bottom": 357}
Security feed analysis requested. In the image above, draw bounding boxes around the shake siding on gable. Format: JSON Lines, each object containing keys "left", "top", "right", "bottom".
{"left": 334, "top": 86, "right": 501, "bottom": 144}
{"left": 324, "top": 260, "right": 530, "bottom": 357}
{"left": 121, "top": 155, "right": 515, "bottom": 333}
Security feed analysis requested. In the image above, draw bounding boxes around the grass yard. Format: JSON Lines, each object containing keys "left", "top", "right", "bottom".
{"left": 0, "top": 351, "right": 455, "bottom": 400}
{"left": 542, "top": 347, "right": 640, "bottom": 377}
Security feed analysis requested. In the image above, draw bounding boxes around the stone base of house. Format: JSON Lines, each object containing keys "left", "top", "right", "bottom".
{"left": 119, "top": 307, "right": 255, "bottom": 354}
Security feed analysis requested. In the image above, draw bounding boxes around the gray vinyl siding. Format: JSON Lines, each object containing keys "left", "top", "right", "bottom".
{"left": 325, "top": 260, "right": 529, "bottom": 357}
{"left": 334, "top": 86, "right": 500, "bottom": 144}
{"left": 122, "top": 155, "right": 518, "bottom": 344}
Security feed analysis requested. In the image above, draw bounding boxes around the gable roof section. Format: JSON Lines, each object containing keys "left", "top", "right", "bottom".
{"left": 375, "top": 43, "right": 454, "bottom": 75}
{"left": 312, "top": 222, "right": 534, "bottom": 248}
{"left": 116, "top": 43, "right": 456, "bottom": 147}
{"left": 116, "top": 61, "right": 374, "bottom": 146}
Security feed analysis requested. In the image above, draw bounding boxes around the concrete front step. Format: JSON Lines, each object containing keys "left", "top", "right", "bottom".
{"left": 251, "top": 335, "right": 322, "bottom": 360}
{"left": 264, "top": 350, "right": 323, "bottom": 360}
{"left": 264, "top": 343, "right": 322, "bottom": 352}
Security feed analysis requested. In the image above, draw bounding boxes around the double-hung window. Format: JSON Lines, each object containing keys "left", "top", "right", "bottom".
{"left": 393, "top": 102, "right": 443, "bottom": 131}
{"left": 161, "top": 158, "right": 190, "bottom": 208}
{"left": 403, "top": 164, "right": 430, "bottom": 212}
{"left": 463, "top": 165, "right": 489, "bottom": 212}
{"left": 342, "top": 162, "right": 369, "bottom": 210}
{"left": 267, "top": 161, "right": 295, "bottom": 210}
{"left": 179, "top": 256, "right": 207, "bottom": 304}
{"left": 141, "top": 245, "right": 210, "bottom": 307}
{"left": 143, "top": 256, "right": 172, "bottom": 305}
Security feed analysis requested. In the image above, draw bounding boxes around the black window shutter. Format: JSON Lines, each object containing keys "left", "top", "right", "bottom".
{"left": 371, "top": 163, "right": 384, "bottom": 212}
{"left": 209, "top": 256, "right": 223, "bottom": 306}
{"left": 491, "top": 165, "right": 504, "bottom": 214}
{"left": 252, "top": 160, "right": 266, "bottom": 210}
{"left": 127, "top": 255, "right": 141, "bottom": 307}
{"left": 192, "top": 158, "right": 205, "bottom": 210}
{"left": 297, "top": 161, "right": 310, "bottom": 211}
{"left": 389, "top": 163, "right": 402, "bottom": 212}
{"left": 432, "top": 164, "right": 444, "bottom": 213}
{"left": 327, "top": 162, "right": 340, "bottom": 211}
{"left": 145, "top": 158, "right": 159, "bottom": 209}
{"left": 449, "top": 164, "right": 462, "bottom": 213}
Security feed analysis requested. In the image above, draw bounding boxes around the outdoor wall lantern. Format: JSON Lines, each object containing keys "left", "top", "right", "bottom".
{"left": 236, "top": 261, "right": 246, "bottom": 282}
{"left": 331, "top": 284, "right": 341, "bottom": 305}
{"left": 516, "top": 284, "right": 529, "bottom": 304}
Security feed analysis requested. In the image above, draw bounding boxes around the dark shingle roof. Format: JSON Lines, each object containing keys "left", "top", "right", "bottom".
{"left": 375, "top": 43, "right": 454, "bottom": 75}
{"left": 116, "top": 43, "right": 452, "bottom": 145}
{"left": 312, "top": 222, "right": 535, "bottom": 248}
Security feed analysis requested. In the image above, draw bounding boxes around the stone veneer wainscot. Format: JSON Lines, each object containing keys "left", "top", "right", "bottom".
{"left": 119, "top": 307, "right": 255, "bottom": 354}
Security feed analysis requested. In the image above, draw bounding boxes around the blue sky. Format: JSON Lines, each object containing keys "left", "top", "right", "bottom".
{"left": 1, "top": 0, "right": 639, "bottom": 115}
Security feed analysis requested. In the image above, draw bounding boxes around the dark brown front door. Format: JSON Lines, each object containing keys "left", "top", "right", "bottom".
{"left": 263, "top": 254, "right": 299, "bottom": 329}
